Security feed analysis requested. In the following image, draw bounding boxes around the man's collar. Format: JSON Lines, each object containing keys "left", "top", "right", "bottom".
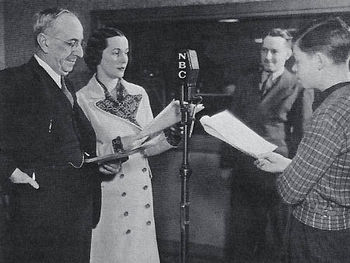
{"left": 34, "top": 54, "right": 62, "bottom": 89}
{"left": 262, "top": 68, "right": 284, "bottom": 82}
{"left": 271, "top": 67, "right": 284, "bottom": 80}
{"left": 313, "top": 81, "right": 350, "bottom": 110}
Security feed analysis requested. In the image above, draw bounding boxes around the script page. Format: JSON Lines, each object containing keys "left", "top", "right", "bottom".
{"left": 200, "top": 110, "right": 277, "bottom": 158}
{"left": 137, "top": 100, "right": 204, "bottom": 139}
{"left": 136, "top": 100, "right": 181, "bottom": 139}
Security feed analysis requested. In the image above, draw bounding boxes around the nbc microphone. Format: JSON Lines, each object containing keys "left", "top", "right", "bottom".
{"left": 177, "top": 49, "right": 201, "bottom": 103}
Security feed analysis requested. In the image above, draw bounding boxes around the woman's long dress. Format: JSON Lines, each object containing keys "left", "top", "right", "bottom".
{"left": 77, "top": 76, "right": 170, "bottom": 263}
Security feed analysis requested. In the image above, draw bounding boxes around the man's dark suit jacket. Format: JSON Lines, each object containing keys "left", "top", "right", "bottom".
{"left": 236, "top": 69, "right": 313, "bottom": 158}
{"left": 221, "top": 68, "right": 314, "bottom": 262}
{"left": 222, "top": 69, "right": 313, "bottom": 169}
{"left": 0, "top": 57, "right": 98, "bottom": 263}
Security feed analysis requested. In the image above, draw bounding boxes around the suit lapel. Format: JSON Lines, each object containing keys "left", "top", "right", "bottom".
{"left": 27, "top": 57, "right": 96, "bottom": 157}
{"left": 260, "top": 70, "right": 294, "bottom": 104}
{"left": 29, "top": 57, "right": 61, "bottom": 94}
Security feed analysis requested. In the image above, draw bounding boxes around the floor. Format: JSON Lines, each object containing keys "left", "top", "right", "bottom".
{"left": 0, "top": 170, "right": 285, "bottom": 263}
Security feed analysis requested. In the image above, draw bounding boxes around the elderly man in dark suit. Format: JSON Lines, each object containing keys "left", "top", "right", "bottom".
{"left": 222, "top": 28, "right": 314, "bottom": 263}
{"left": 0, "top": 8, "right": 118, "bottom": 263}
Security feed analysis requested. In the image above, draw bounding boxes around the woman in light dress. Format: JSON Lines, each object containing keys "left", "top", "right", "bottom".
{"left": 77, "top": 27, "right": 181, "bottom": 263}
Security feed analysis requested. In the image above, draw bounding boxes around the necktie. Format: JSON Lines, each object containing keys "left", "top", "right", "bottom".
{"left": 61, "top": 77, "right": 74, "bottom": 106}
{"left": 61, "top": 77, "right": 84, "bottom": 168}
{"left": 260, "top": 73, "right": 273, "bottom": 96}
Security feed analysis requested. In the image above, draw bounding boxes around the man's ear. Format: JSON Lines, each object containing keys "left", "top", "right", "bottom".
{"left": 315, "top": 52, "right": 330, "bottom": 71}
{"left": 37, "top": 33, "right": 49, "bottom": 53}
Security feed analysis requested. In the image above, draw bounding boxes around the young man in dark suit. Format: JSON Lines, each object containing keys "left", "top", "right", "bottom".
{"left": 0, "top": 8, "right": 118, "bottom": 263}
{"left": 221, "top": 28, "right": 314, "bottom": 263}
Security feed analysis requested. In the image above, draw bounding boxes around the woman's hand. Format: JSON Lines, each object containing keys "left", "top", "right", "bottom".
{"left": 254, "top": 152, "right": 292, "bottom": 173}
{"left": 164, "top": 123, "right": 183, "bottom": 146}
{"left": 98, "top": 160, "right": 122, "bottom": 175}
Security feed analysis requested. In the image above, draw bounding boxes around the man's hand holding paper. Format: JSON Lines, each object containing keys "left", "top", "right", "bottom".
{"left": 254, "top": 152, "right": 292, "bottom": 173}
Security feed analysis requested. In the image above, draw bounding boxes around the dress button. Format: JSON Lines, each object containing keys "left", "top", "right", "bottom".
{"left": 143, "top": 185, "right": 148, "bottom": 190}
{"left": 121, "top": 192, "right": 127, "bottom": 197}
{"left": 142, "top": 167, "right": 147, "bottom": 172}
{"left": 120, "top": 174, "right": 125, "bottom": 179}
{"left": 126, "top": 229, "right": 131, "bottom": 234}
{"left": 145, "top": 204, "right": 150, "bottom": 208}
{"left": 124, "top": 211, "right": 129, "bottom": 216}
{"left": 146, "top": 221, "right": 151, "bottom": 225}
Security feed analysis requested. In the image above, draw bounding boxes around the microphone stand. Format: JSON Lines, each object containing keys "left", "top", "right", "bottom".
{"left": 179, "top": 82, "right": 192, "bottom": 263}
{"left": 177, "top": 49, "right": 199, "bottom": 263}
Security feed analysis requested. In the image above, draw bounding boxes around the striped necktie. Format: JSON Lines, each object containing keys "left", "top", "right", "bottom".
{"left": 260, "top": 73, "right": 273, "bottom": 97}
{"left": 61, "top": 77, "right": 74, "bottom": 106}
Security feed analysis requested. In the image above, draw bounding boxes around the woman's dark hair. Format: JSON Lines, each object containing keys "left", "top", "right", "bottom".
{"left": 84, "top": 27, "right": 126, "bottom": 72}
{"left": 295, "top": 17, "right": 350, "bottom": 64}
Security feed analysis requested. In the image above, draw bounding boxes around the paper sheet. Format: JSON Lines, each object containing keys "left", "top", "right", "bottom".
{"left": 200, "top": 110, "right": 277, "bottom": 158}
{"left": 137, "top": 100, "right": 180, "bottom": 139}
{"left": 136, "top": 100, "right": 204, "bottom": 139}
{"left": 85, "top": 100, "right": 204, "bottom": 164}
{"left": 84, "top": 148, "right": 139, "bottom": 164}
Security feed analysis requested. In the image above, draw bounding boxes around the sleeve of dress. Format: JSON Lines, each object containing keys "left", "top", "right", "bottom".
{"left": 76, "top": 87, "right": 110, "bottom": 156}
{"left": 140, "top": 88, "right": 154, "bottom": 122}
{"left": 277, "top": 110, "right": 344, "bottom": 204}
{"left": 143, "top": 133, "right": 174, "bottom": 157}
{"left": 140, "top": 88, "right": 176, "bottom": 156}
{"left": 76, "top": 91, "right": 91, "bottom": 122}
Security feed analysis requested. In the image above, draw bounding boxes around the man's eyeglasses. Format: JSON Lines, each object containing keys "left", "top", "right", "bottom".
{"left": 45, "top": 34, "right": 86, "bottom": 50}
